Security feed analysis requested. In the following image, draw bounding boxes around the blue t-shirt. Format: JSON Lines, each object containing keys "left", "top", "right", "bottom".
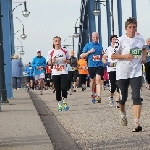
{"left": 24, "top": 66, "right": 34, "bottom": 77}
{"left": 82, "top": 42, "right": 103, "bottom": 67}
{"left": 31, "top": 56, "right": 46, "bottom": 75}
{"left": 146, "top": 45, "right": 150, "bottom": 63}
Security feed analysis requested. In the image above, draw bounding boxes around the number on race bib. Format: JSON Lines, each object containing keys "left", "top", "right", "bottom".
{"left": 92, "top": 55, "right": 101, "bottom": 61}
{"left": 130, "top": 49, "right": 142, "bottom": 58}
{"left": 54, "top": 65, "right": 64, "bottom": 71}
{"left": 113, "top": 62, "right": 117, "bottom": 67}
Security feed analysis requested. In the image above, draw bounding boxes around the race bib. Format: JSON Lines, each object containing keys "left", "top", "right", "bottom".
{"left": 47, "top": 78, "right": 50, "bottom": 80}
{"left": 130, "top": 48, "right": 142, "bottom": 58}
{"left": 29, "top": 67, "right": 32, "bottom": 69}
{"left": 92, "top": 55, "right": 101, "bottom": 61}
{"left": 148, "top": 52, "right": 150, "bottom": 57}
{"left": 113, "top": 62, "right": 117, "bottom": 67}
{"left": 53, "top": 64, "right": 64, "bottom": 71}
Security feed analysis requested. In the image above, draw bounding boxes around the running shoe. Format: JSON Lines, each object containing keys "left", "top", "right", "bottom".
{"left": 40, "top": 90, "right": 43, "bottom": 95}
{"left": 63, "top": 103, "right": 69, "bottom": 111}
{"left": 58, "top": 105, "right": 63, "bottom": 111}
{"left": 91, "top": 95, "right": 96, "bottom": 103}
{"left": 121, "top": 116, "right": 127, "bottom": 126}
{"left": 96, "top": 96, "right": 101, "bottom": 103}
{"left": 132, "top": 125, "right": 142, "bottom": 132}
{"left": 109, "top": 97, "right": 114, "bottom": 106}
{"left": 115, "top": 102, "right": 120, "bottom": 108}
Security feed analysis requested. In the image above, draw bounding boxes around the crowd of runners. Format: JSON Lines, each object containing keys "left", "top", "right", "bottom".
{"left": 23, "top": 17, "right": 150, "bottom": 132}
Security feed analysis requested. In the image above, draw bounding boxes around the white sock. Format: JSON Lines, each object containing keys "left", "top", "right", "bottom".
{"left": 58, "top": 101, "right": 62, "bottom": 106}
{"left": 120, "top": 111, "right": 126, "bottom": 118}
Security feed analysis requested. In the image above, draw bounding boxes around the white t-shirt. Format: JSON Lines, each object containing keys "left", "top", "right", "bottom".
{"left": 104, "top": 46, "right": 117, "bottom": 72}
{"left": 47, "top": 48, "right": 70, "bottom": 75}
{"left": 114, "top": 34, "right": 145, "bottom": 80}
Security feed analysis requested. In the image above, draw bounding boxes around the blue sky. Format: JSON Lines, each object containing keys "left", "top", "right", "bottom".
{"left": 12, "top": 0, "right": 150, "bottom": 63}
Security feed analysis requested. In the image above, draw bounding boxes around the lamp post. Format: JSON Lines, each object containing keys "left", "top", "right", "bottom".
{"left": 93, "top": 0, "right": 114, "bottom": 35}
{"left": 16, "top": 17, "right": 27, "bottom": 40}
{"left": 64, "top": 36, "right": 74, "bottom": 50}
{"left": 0, "top": 2, "right": 8, "bottom": 103}
{"left": 22, "top": 1, "right": 30, "bottom": 17}
{"left": 12, "top": 1, "right": 30, "bottom": 18}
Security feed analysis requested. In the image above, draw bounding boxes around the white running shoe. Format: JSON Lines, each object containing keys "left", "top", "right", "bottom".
{"left": 109, "top": 97, "right": 114, "bottom": 106}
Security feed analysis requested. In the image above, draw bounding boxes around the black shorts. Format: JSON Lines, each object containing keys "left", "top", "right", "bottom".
{"left": 27, "top": 76, "right": 33, "bottom": 82}
{"left": 88, "top": 66, "right": 104, "bottom": 79}
{"left": 45, "top": 73, "right": 53, "bottom": 82}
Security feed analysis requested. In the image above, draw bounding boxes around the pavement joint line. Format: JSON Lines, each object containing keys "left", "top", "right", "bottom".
{"left": 28, "top": 91, "right": 82, "bottom": 150}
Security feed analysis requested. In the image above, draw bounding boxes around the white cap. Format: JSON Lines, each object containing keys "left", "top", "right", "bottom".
{"left": 37, "top": 50, "right": 41, "bottom": 53}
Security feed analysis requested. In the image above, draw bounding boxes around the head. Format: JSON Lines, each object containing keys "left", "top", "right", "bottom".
{"left": 12, "top": 54, "right": 19, "bottom": 59}
{"left": 28, "top": 62, "right": 31, "bottom": 66}
{"left": 146, "top": 38, "right": 150, "bottom": 46}
{"left": 37, "top": 50, "right": 41, "bottom": 56}
{"left": 125, "top": 17, "right": 137, "bottom": 37}
{"left": 53, "top": 36, "right": 61, "bottom": 49}
{"left": 70, "top": 50, "right": 74, "bottom": 57}
{"left": 110, "top": 35, "right": 118, "bottom": 44}
{"left": 92, "top": 32, "right": 99, "bottom": 43}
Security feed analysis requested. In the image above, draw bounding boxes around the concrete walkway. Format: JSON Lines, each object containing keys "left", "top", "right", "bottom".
{"left": 0, "top": 90, "right": 54, "bottom": 150}
{"left": 33, "top": 86, "right": 150, "bottom": 150}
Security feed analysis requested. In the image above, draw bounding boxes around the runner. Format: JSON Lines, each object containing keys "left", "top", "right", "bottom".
{"left": 102, "top": 35, "right": 120, "bottom": 108}
{"left": 47, "top": 36, "right": 70, "bottom": 111}
{"left": 111, "top": 17, "right": 147, "bottom": 132}
{"left": 144, "top": 38, "right": 150, "bottom": 89}
{"left": 81, "top": 32, "right": 104, "bottom": 103}
{"left": 78, "top": 55, "right": 88, "bottom": 91}
{"left": 70, "top": 50, "right": 78, "bottom": 92}
{"left": 24, "top": 62, "right": 34, "bottom": 91}
{"left": 31, "top": 50, "right": 46, "bottom": 95}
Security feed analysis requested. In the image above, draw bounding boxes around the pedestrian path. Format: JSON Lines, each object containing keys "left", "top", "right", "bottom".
{"left": 33, "top": 87, "right": 150, "bottom": 150}
{"left": 0, "top": 90, "right": 54, "bottom": 150}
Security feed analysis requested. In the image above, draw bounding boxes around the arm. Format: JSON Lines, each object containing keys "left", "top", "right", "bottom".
{"left": 31, "top": 58, "right": 37, "bottom": 67}
{"left": 111, "top": 38, "right": 133, "bottom": 60}
{"left": 141, "top": 47, "right": 147, "bottom": 64}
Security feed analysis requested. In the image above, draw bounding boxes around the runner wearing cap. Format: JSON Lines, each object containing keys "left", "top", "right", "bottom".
{"left": 31, "top": 50, "right": 46, "bottom": 95}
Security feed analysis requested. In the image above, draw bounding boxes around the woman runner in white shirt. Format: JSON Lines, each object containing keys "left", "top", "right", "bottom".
{"left": 102, "top": 35, "right": 120, "bottom": 108}
{"left": 111, "top": 17, "right": 147, "bottom": 132}
{"left": 47, "top": 36, "right": 70, "bottom": 111}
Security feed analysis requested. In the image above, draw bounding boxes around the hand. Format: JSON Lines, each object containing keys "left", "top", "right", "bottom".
{"left": 89, "top": 48, "right": 95, "bottom": 54}
{"left": 48, "top": 61, "right": 51, "bottom": 65}
{"left": 141, "top": 57, "right": 146, "bottom": 64}
{"left": 124, "top": 54, "right": 134, "bottom": 61}
{"left": 109, "top": 62, "right": 114, "bottom": 67}
{"left": 63, "top": 59, "right": 67, "bottom": 63}
{"left": 102, "top": 58, "right": 107, "bottom": 64}
{"left": 52, "top": 58, "right": 56, "bottom": 63}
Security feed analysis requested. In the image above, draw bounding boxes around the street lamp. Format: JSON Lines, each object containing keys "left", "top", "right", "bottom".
{"left": 93, "top": 0, "right": 114, "bottom": 35}
{"left": 11, "top": 1, "right": 30, "bottom": 18}
{"left": 64, "top": 36, "right": 74, "bottom": 50}
{"left": 73, "top": 17, "right": 80, "bottom": 38}
{"left": 22, "top": 1, "right": 30, "bottom": 17}
{"left": 16, "top": 17, "right": 27, "bottom": 40}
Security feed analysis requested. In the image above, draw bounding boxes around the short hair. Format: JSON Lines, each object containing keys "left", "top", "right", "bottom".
{"left": 53, "top": 36, "right": 61, "bottom": 49}
{"left": 125, "top": 17, "right": 137, "bottom": 29}
{"left": 110, "top": 35, "right": 118, "bottom": 41}
{"left": 53, "top": 36, "right": 61, "bottom": 40}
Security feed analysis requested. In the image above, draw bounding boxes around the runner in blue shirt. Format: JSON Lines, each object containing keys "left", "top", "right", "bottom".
{"left": 31, "top": 50, "right": 46, "bottom": 95}
{"left": 24, "top": 62, "right": 34, "bottom": 91}
{"left": 81, "top": 32, "right": 104, "bottom": 103}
